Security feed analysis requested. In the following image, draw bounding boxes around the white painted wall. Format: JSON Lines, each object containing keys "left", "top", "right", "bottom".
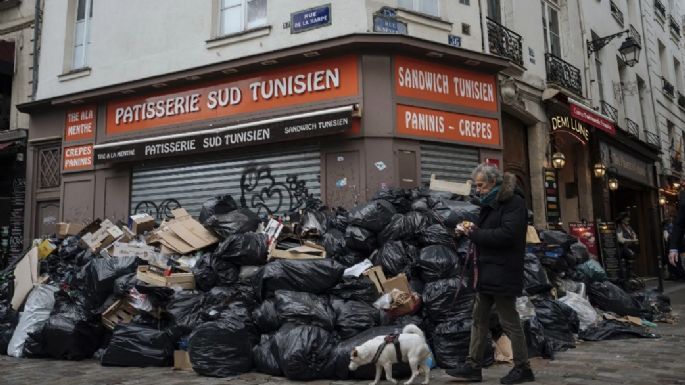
{"left": 36, "top": 0, "right": 485, "bottom": 100}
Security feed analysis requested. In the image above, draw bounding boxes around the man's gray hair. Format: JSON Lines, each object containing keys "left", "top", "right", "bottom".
{"left": 471, "top": 163, "right": 503, "bottom": 184}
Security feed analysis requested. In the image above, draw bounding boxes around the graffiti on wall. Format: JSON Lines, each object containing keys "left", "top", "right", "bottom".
{"left": 240, "top": 165, "right": 314, "bottom": 216}
{"left": 133, "top": 199, "right": 182, "bottom": 220}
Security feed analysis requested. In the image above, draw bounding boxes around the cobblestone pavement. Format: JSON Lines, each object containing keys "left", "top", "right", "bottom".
{"left": 1, "top": 282, "right": 684, "bottom": 385}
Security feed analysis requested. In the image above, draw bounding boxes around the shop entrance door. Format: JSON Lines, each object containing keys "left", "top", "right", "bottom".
{"left": 325, "top": 151, "right": 360, "bottom": 208}
{"left": 611, "top": 184, "right": 658, "bottom": 276}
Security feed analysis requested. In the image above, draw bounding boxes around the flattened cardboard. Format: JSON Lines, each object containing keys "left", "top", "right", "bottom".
{"left": 55, "top": 222, "right": 85, "bottom": 238}
{"left": 11, "top": 248, "right": 39, "bottom": 310}
{"left": 269, "top": 243, "right": 326, "bottom": 260}
{"left": 429, "top": 174, "right": 472, "bottom": 195}
{"left": 109, "top": 242, "right": 157, "bottom": 260}
{"left": 136, "top": 265, "right": 195, "bottom": 289}
{"left": 174, "top": 350, "right": 192, "bottom": 371}
{"left": 151, "top": 209, "right": 217, "bottom": 254}
{"left": 363, "top": 266, "right": 411, "bottom": 294}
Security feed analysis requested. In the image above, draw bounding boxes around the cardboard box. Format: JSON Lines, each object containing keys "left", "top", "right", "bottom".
{"left": 174, "top": 350, "right": 192, "bottom": 371}
{"left": 136, "top": 265, "right": 195, "bottom": 289}
{"left": 128, "top": 214, "right": 156, "bottom": 235}
{"left": 55, "top": 222, "right": 85, "bottom": 238}
{"left": 269, "top": 242, "right": 326, "bottom": 260}
{"left": 151, "top": 208, "right": 218, "bottom": 254}
{"left": 429, "top": 174, "right": 472, "bottom": 195}
{"left": 101, "top": 298, "right": 139, "bottom": 330}
{"left": 363, "top": 266, "right": 412, "bottom": 294}
{"left": 80, "top": 220, "right": 123, "bottom": 252}
{"left": 386, "top": 290, "right": 421, "bottom": 317}
{"left": 109, "top": 242, "right": 158, "bottom": 260}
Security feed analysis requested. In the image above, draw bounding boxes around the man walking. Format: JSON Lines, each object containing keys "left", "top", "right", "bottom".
{"left": 447, "top": 163, "right": 534, "bottom": 384}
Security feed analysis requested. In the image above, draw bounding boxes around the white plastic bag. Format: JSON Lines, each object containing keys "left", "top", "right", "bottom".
{"left": 515, "top": 296, "right": 536, "bottom": 320}
{"left": 559, "top": 291, "right": 600, "bottom": 330}
{"left": 7, "top": 284, "right": 58, "bottom": 357}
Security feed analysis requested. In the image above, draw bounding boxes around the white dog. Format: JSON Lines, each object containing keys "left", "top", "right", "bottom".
{"left": 348, "top": 324, "right": 432, "bottom": 385}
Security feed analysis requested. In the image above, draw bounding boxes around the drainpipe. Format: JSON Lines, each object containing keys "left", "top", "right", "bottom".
{"left": 31, "top": 0, "right": 42, "bottom": 100}
{"left": 575, "top": 0, "right": 592, "bottom": 101}
{"left": 478, "top": 0, "right": 485, "bottom": 52}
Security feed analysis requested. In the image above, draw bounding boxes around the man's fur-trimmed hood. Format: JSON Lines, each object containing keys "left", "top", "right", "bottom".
{"left": 496, "top": 172, "right": 519, "bottom": 202}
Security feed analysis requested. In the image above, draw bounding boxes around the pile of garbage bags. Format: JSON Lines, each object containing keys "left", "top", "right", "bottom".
{"left": 0, "top": 187, "right": 673, "bottom": 380}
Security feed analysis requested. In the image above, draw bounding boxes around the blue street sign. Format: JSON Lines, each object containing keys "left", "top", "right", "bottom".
{"left": 291, "top": 4, "right": 332, "bottom": 34}
{"left": 448, "top": 34, "right": 461, "bottom": 47}
{"left": 373, "top": 15, "right": 408, "bottom": 34}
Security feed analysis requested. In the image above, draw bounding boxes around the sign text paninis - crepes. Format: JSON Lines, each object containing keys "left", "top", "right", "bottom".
{"left": 106, "top": 56, "right": 359, "bottom": 134}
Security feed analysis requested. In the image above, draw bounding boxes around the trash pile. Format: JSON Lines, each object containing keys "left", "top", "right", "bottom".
{"left": 0, "top": 188, "right": 675, "bottom": 378}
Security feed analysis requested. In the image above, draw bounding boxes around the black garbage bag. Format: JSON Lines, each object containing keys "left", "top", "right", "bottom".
{"left": 431, "top": 319, "right": 494, "bottom": 368}
{"left": 101, "top": 324, "right": 174, "bottom": 367}
{"left": 378, "top": 214, "right": 414, "bottom": 244}
{"left": 345, "top": 225, "right": 377, "bottom": 254}
{"left": 82, "top": 256, "right": 138, "bottom": 309}
{"left": 188, "top": 308, "right": 256, "bottom": 377}
{"left": 405, "top": 210, "right": 434, "bottom": 230}
{"left": 40, "top": 290, "right": 104, "bottom": 360}
{"left": 254, "top": 259, "right": 345, "bottom": 300}
{"left": 632, "top": 289, "right": 671, "bottom": 316}
{"left": 199, "top": 195, "right": 238, "bottom": 225}
{"left": 523, "top": 317, "right": 555, "bottom": 359}
{"left": 349, "top": 200, "right": 397, "bottom": 233}
{"left": 300, "top": 209, "right": 328, "bottom": 237}
{"left": 419, "top": 224, "right": 455, "bottom": 247}
{"left": 253, "top": 298, "right": 280, "bottom": 333}
{"left": 272, "top": 324, "right": 337, "bottom": 380}
{"left": 531, "top": 298, "right": 579, "bottom": 351}
{"left": 213, "top": 233, "right": 268, "bottom": 266}
{"left": 328, "top": 276, "right": 379, "bottom": 304}
{"left": 333, "top": 252, "right": 366, "bottom": 268}
{"left": 323, "top": 229, "right": 348, "bottom": 257}
{"left": 165, "top": 292, "right": 205, "bottom": 333}
{"left": 588, "top": 281, "right": 643, "bottom": 317}
{"left": 374, "top": 188, "right": 412, "bottom": 214}
{"left": 329, "top": 207, "right": 350, "bottom": 232}
{"left": 422, "top": 278, "right": 475, "bottom": 325}
{"left": 210, "top": 257, "right": 240, "bottom": 286}
{"left": 579, "top": 320, "right": 659, "bottom": 341}
{"left": 205, "top": 208, "right": 259, "bottom": 238}
{"left": 523, "top": 253, "right": 552, "bottom": 295}
{"left": 275, "top": 290, "right": 335, "bottom": 331}
{"left": 59, "top": 236, "right": 84, "bottom": 260}
{"left": 0, "top": 302, "right": 18, "bottom": 354}
{"left": 252, "top": 335, "right": 282, "bottom": 376}
{"left": 331, "top": 298, "right": 379, "bottom": 339}
{"left": 540, "top": 230, "right": 577, "bottom": 249}
{"left": 133, "top": 282, "right": 175, "bottom": 308}
{"left": 193, "top": 252, "right": 218, "bottom": 292}
{"left": 416, "top": 245, "right": 459, "bottom": 282}
{"left": 113, "top": 273, "right": 138, "bottom": 297}
{"left": 331, "top": 326, "right": 412, "bottom": 380}
{"left": 568, "top": 242, "right": 590, "bottom": 265}
{"left": 371, "top": 241, "right": 415, "bottom": 277}
{"left": 432, "top": 200, "right": 480, "bottom": 229}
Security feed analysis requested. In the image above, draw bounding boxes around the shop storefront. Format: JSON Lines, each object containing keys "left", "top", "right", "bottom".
{"left": 19, "top": 36, "right": 509, "bottom": 238}
{"left": 0, "top": 129, "right": 26, "bottom": 266}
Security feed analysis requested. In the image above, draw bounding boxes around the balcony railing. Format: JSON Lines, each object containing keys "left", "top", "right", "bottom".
{"left": 625, "top": 118, "right": 640, "bottom": 137}
{"left": 487, "top": 17, "right": 524, "bottom": 66}
{"left": 663, "top": 78, "right": 676, "bottom": 98}
{"left": 545, "top": 53, "right": 582, "bottom": 96}
{"left": 672, "top": 157, "right": 683, "bottom": 172}
{"left": 601, "top": 100, "right": 618, "bottom": 122}
{"left": 645, "top": 130, "right": 660, "bottom": 148}
{"left": 655, "top": 0, "right": 666, "bottom": 20}
{"left": 610, "top": 1, "right": 624, "bottom": 26}
{"left": 629, "top": 24, "right": 641, "bottom": 45}
{"left": 670, "top": 16, "right": 681, "bottom": 40}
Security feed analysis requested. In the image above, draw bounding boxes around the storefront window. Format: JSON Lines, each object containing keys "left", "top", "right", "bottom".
{"left": 220, "top": 0, "right": 267, "bottom": 36}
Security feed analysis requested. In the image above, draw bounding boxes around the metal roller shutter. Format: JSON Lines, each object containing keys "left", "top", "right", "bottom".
{"left": 420, "top": 142, "right": 479, "bottom": 185}
{"left": 130, "top": 147, "right": 321, "bottom": 218}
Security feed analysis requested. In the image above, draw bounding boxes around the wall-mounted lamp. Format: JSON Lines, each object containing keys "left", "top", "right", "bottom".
{"left": 674, "top": 181, "right": 681, "bottom": 189}
{"left": 593, "top": 162, "right": 607, "bottom": 178}
{"left": 659, "top": 196, "right": 667, "bottom": 205}
{"left": 587, "top": 30, "right": 641, "bottom": 67}
{"left": 551, "top": 152, "right": 566, "bottom": 169}
{"left": 608, "top": 177, "right": 619, "bottom": 191}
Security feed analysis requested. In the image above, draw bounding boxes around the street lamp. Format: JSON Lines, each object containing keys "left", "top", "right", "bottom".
{"left": 608, "top": 177, "right": 619, "bottom": 191}
{"left": 659, "top": 196, "right": 667, "bottom": 205}
{"left": 587, "top": 30, "right": 642, "bottom": 67}
{"left": 593, "top": 162, "right": 607, "bottom": 178}
{"left": 552, "top": 152, "right": 566, "bottom": 169}
{"left": 674, "top": 181, "right": 681, "bottom": 190}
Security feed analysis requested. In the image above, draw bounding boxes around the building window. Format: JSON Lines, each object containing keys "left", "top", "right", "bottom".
{"left": 541, "top": 0, "right": 561, "bottom": 57}
{"left": 487, "top": 0, "right": 501, "bottom": 22}
{"left": 219, "top": 0, "right": 267, "bottom": 36}
{"left": 462, "top": 23, "right": 471, "bottom": 35}
{"left": 459, "top": 0, "right": 470, "bottom": 5}
{"left": 38, "top": 147, "right": 61, "bottom": 189}
{"left": 398, "top": 0, "right": 440, "bottom": 17}
{"left": 72, "top": 0, "right": 92, "bottom": 70}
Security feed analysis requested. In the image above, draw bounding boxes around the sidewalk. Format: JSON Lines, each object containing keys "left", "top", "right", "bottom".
{"left": 1, "top": 283, "right": 684, "bottom": 385}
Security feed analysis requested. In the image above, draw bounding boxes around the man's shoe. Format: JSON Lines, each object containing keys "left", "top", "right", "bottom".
{"left": 500, "top": 366, "right": 534, "bottom": 384}
{"left": 445, "top": 364, "right": 482, "bottom": 382}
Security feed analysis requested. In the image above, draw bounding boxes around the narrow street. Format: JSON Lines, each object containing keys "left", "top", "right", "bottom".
{"left": 2, "top": 282, "right": 683, "bottom": 385}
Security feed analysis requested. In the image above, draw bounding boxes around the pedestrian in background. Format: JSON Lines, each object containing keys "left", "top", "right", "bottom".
{"left": 668, "top": 191, "right": 685, "bottom": 280}
{"left": 615, "top": 211, "right": 639, "bottom": 281}
{"left": 447, "top": 163, "right": 534, "bottom": 384}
